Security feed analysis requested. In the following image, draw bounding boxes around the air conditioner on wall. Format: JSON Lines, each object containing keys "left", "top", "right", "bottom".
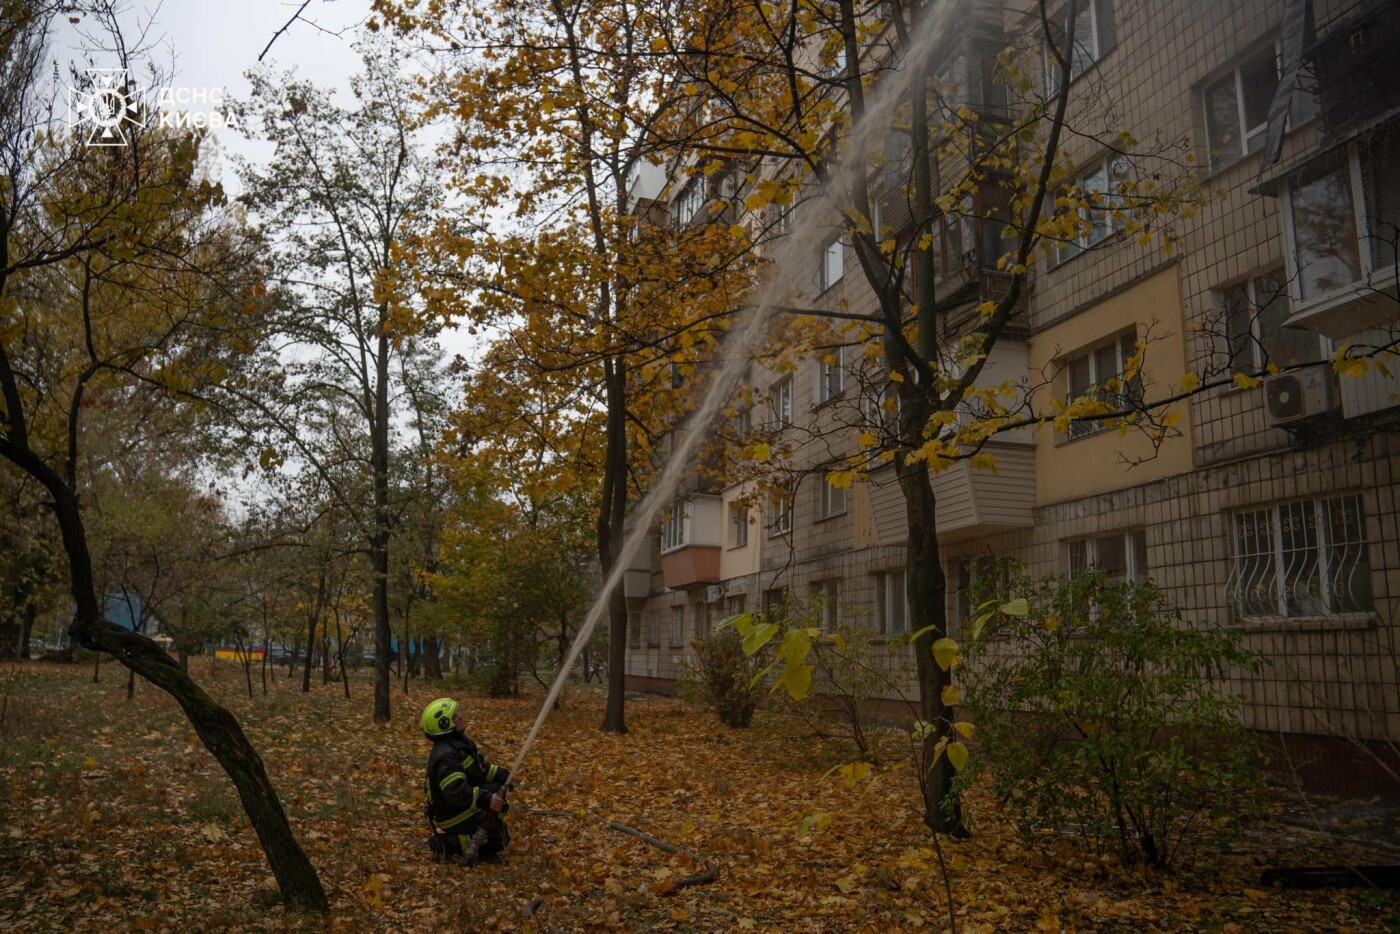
{"left": 704, "top": 584, "right": 725, "bottom": 604}
{"left": 1264, "top": 364, "right": 1339, "bottom": 427}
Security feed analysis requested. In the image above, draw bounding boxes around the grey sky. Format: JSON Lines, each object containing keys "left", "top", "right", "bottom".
{"left": 56, "top": 0, "right": 477, "bottom": 361}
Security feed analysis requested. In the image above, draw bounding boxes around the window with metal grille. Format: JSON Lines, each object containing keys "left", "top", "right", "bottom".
{"left": 1226, "top": 494, "right": 1372, "bottom": 619}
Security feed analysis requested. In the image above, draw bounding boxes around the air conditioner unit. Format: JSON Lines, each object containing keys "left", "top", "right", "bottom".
{"left": 704, "top": 584, "right": 725, "bottom": 604}
{"left": 1264, "top": 365, "right": 1338, "bottom": 427}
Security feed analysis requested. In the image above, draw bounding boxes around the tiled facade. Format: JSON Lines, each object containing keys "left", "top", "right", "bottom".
{"left": 625, "top": 0, "right": 1400, "bottom": 791}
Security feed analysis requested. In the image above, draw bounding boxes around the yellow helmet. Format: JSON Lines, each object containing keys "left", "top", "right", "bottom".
{"left": 421, "top": 697, "right": 459, "bottom": 738}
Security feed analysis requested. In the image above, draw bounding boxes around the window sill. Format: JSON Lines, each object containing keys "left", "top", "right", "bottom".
{"left": 726, "top": 542, "right": 749, "bottom": 551}
{"left": 816, "top": 511, "right": 848, "bottom": 523}
{"left": 1229, "top": 613, "right": 1377, "bottom": 634}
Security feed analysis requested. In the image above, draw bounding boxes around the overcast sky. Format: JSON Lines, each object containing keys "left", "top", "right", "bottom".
{"left": 55, "top": 0, "right": 479, "bottom": 361}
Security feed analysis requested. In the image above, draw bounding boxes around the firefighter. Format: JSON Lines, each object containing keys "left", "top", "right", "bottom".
{"left": 421, "top": 697, "right": 511, "bottom": 864}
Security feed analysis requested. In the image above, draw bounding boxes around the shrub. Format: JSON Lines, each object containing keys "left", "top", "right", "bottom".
{"left": 684, "top": 625, "right": 767, "bottom": 728}
{"left": 959, "top": 567, "right": 1266, "bottom": 869}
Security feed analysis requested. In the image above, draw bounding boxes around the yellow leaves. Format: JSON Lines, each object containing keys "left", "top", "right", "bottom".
{"left": 828, "top": 761, "right": 873, "bottom": 787}
{"left": 1179, "top": 373, "right": 1201, "bottom": 393}
{"left": 825, "top": 469, "right": 855, "bottom": 490}
{"left": 1332, "top": 347, "right": 1369, "bottom": 380}
{"left": 946, "top": 741, "right": 969, "bottom": 772}
{"left": 932, "top": 638, "right": 959, "bottom": 671}
{"left": 1232, "top": 372, "right": 1261, "bottom": 390}
{"left": 940, "top": 685, "right": 962, "bottom": 706}
{"left": 752, "top": 442, "right": 772, "bottom": 462}
{"left": 952, "top": 721, "right": 975, "bottom": 740}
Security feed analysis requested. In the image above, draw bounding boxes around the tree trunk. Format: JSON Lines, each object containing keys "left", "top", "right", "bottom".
{"left": 599, "top": 363, "right": 629, "bottom": 734}
{"left": 371, "top": 321, "right": 393, "bottom": 723}
{"left": 19, "top": 605, "right": 35, "bottom": 659}
{"left": 897, "top": 459, "right": 964, "bottom": 836}
{"left": 423, "top": 635, "right": 441, "bottom": 680}
{"left": 0, "top": 442, "right": 328, "bottom": 911}
{"left": 334, "top": 610, "right": 349, "bottom": 700}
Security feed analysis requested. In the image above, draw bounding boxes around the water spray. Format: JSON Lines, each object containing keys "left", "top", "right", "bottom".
{"left": 507, "top": 0, "right": 961, "bottom": 782}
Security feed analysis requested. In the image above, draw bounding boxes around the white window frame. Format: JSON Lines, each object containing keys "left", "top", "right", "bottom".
{"left": 816, "top": 345, "right": 845, "bottom": 404}
{"left": 675, "top": 176, "right": 708, "bottom": 227}
{"left": 647, "top": 612, "right": 660, "bottom": 647}
{"left": 735, "top": 406, "right": 752, "bottom": 439}
{"left": 661, "top": 500, "right": 690, "bottom": 552}
{"left": 1044, "top": 0, "right": 1106, "bottom": 93}
{"left": 671, "top": 605, "right": 685, "bottom": 645}
{"left": 730, "top": 502, "right": 749, "bottom": 548}
{"left": 1066, "top": 529, "right": 1149, "bottom": 582}
{"left": 877, "top": 569, "right": 908, "bottom": 636}
{"left": 1221, "top": 269, "right": 1327, "bottom": 372}
{"left": 816, "top": 579, "right": 840, "bottom": 629}
{"left": 1063, "top": 331, "right": 1141, "bottom": 440}
{"left": 1280, "top": 131, "right": 1400, "bottom": 317}
{"left": 1227, "top": 494, "right": 1371, "bottom": 620}
{"left": 768, "top": 490, "right": 793, "bottom": 536}
{"left": 1203, "top": 41, "right": 1280, "bottom": 166}
{"left": 820, "top": 236, "right": 845, "bottom": 291}
{"left": 1052, "top": 155, "right": 1128, "bottom": 265}
{"left": 819, "top": 470, "right": 848, "bottom": 519}
{"left": 771, "top": 377, "right": 793, "bottom": 427}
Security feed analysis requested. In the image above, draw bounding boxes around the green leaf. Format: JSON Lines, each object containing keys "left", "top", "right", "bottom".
{"left": 952, "top": 721, "right": 975, "bottom": 740}
{"left": 775, "top": 663, "right": 813, "bottom": 700}
{"left": 907, "top": 623, "right": 939, "bottom": 643}
{"left": 783, "top": 630, "right": 812, "bottom": 668}
{"left": 932, "top": 638, "right": 959, "bottom": 671}
{"left": 797, "top": 812, "right": 834, "bottom": 839}
{"left": 999, "top": 597, "right": 1029, "bottom": 617}
{"left": 947, "top": 741, "right": 969, "bottom": 771}
{"left": 742, "top": 621, "right": 779, "bottom": 656}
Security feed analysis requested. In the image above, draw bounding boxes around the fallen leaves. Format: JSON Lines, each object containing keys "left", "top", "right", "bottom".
{"left": 0, "top": 663, "right": 1395, "bottom": 933}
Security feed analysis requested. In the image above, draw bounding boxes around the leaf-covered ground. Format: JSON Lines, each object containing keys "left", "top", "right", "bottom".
{"left": 0, "top": 661, "right": 1396, "bottom": 932}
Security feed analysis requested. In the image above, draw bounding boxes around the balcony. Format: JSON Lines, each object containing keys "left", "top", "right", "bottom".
{"left": 930, "top": 441, "right": 1035, "bottom": 544}
{"left": 661, "top": 546, "right": 722, "bottom": 590}
{"left": 1305, "top": 1, "right": 1400, "bottom": 134}
{"left": 659, "top": 495, "right": 724, "bottom": 591}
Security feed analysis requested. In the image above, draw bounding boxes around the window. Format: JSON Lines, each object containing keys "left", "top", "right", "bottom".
{"left": 675, "top": 176, "right": 707, "bottom": 226}
{"left": 1203, "top": 41, "right": 1320, "bottom": 169}
{"left": 726, "top": 594, "right": 746, "bottom": 619}
{"left": 769, "top": 202, "right": 793, "bottom": 236}
{"left": 866, "top": 382, "right": 900, "bottom": 431}
{"left": 761, "top": 588, "right": 787, "bottom": 621}
{"left": 730, "top": 503, "right": 749, "bottom": 547}
{"left": 1283, "top": 124, "right": 1400, "bottom": 309}
{"left": 819, "top": 470, "right": 847, "bottom": 519}
{"left": 1204, "top": 44, "right": 1281, "bottom": 166}
{"left": 647, "top": 612, "right": 660, "bottom": 647}
{"left": 1066, "top": 530, "right": 1149, "bottom": 581}
{"left": 954, "top": 556, "right": 1010, "bottom": 638}
{"left": 735, "top": 406, "right": 752, "bottom": 439}
{"left": 698, "top": 603, "right": 712, "bottom": 641}
{"left": 814, "top": 580, "right": 840, "bottom": 629}
{"left": 819, "top": 236, "right": 845, "bottom": 291}
{"left": 770, "top": 377, "right": 793, "bottom": 427}
{"left": 1222, "top": 269, "right": 1323, "bottom": 372}
{"left": 628, "top": 610, "right": 641, "bottom": 649}
{"left": 817, "top": 345, "right": 845, "bottom": 403}
{"left": 671, "top": 606, "right": 685, "bottom": 645}
{"left": 1045, "top": 0, "right": 1114, "bottom": 93}
{"left": 1227, "top": 494, "right": 1371, "bottom": 619}
{"left": 661, "top": 500, "right": 689, "bottom": 552}
{"left": 1064, "top": 331, "right": 1143, "bottom": 439}
{"left": 1052, "top": 156, "right": 1129, "bottom": 265}
{"left": 877, "top": 569, "right": 908, "bottom": 635}
{"left": 768, "top": 489, "right": 793, "bottom": 536}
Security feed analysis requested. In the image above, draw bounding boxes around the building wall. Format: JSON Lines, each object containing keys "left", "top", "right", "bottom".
{"left": 627, "top": 0, "right": 1400, "bottom": 785}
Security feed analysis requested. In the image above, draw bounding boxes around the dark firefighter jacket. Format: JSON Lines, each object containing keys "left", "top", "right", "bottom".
{"left": 425, "top": 732, "right": 510, "bottom": 833}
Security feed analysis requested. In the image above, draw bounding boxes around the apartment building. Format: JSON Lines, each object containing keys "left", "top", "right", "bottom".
{"left": 624, "top": 0, "right": 1400, "bottom": 793}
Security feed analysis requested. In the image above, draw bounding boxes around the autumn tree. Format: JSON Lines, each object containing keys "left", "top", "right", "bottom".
{"left": 232, "top": 39, "right": 442, "bottom": 723}
{"left": 644, "top": 0, "right": 1224, "bottom": 835}
{"left": 0, "top": 2, "right": 325, "bottom": 909}
{"left": 373, "top": 0, "right": 755, "bottom": 733}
